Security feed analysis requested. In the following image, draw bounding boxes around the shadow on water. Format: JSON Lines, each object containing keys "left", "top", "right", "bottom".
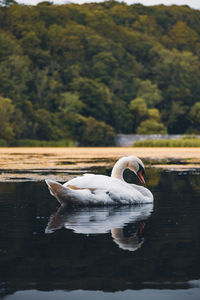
{"left": 0, "top": 168, "right": 200, "bottom": 298}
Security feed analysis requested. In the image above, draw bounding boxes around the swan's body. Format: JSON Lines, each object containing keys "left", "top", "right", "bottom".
{"left": 45, "top": 156, "right": 153, "bottom": 206}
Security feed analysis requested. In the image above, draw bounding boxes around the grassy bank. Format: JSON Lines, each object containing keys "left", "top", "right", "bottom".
{"left": 133, "top": 137, "right": 200, "bottom": 147}
{"left": 0, "top": 139, "right": 75, "bottom": 147}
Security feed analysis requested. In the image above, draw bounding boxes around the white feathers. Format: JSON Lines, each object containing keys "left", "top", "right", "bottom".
{"left": 45, "top": 156, "right": 153, "bottom": 206}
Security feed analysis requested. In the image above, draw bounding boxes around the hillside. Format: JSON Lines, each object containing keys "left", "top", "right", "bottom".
{"left": 1, "top": 0, "right": 200, "bottom": 145}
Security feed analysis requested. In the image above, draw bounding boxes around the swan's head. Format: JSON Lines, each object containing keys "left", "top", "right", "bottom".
{"left": 127, "top": 156, "right": 145, "bottom": 184}
{"left": 111, "top": 156, "right": 146, "bottom": 183}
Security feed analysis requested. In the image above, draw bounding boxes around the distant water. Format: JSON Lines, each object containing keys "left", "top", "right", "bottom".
{"left": 0, "top": 167, "right": 200, "bottom": 299}
{"left": 115, "top": 134, "right": 200, "bottom": 146}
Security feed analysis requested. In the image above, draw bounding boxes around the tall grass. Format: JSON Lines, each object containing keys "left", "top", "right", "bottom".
{"left": 133, "top": 137, "right": 200, "bottom": 147}
{"left": 0, "top": 139, "right": 8, "bottom": 147}
{"left": 11, "top": 139, "right": 75, "bottom": 147}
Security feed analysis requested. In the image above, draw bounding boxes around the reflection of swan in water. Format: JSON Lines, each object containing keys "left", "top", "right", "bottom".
{"left": 111, "top": 223, "right": 145, "bottom": 252}
{"left": 45, "top": 156, "right": 153, "bottom": 206}
{"left": 45, "top": 204, "right": 153, "bottom": 252}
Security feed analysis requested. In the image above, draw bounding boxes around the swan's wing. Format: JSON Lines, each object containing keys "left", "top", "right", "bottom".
{"left": 64, "top": 174, "right": 116, "bottom": 190}
{"left": 46, "top": 175, "right": 153, "bottom": 205}
{"left": 130, "top": 184, "right": 154, "bottom": 202}
{"left": 105, "top": 185, "right": 150, "bottom": 204}
{"left": 66, "top": 175, "right": 150, "bottom": 204}
{"left": 65, "top": 174, "right": 153, "bottom": 204}
{"left": 46, "top": 178, "right": 113, "bottom": 205}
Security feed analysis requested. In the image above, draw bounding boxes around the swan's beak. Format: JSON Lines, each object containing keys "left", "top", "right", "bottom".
{"left": 137, "top": 171, "right": 145, "bottom": 184}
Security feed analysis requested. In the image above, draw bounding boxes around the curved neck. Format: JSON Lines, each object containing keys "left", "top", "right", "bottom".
{"left": 111, "top": 157, "right": 128, "bottom": 181}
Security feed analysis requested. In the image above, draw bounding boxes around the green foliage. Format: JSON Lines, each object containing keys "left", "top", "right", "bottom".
{"left": 58, "top": 92, "right": 84, "bottom": 119}
{"left": 136, "top": 120, "right": 167, "bottom": 134}
{"left": 154, "top": 49, "right": 200, "bottom": 106}
{"left": 188, "top": 102, "right": 200, "bottom": 132}
{"left": 182, "top": 134, "right": 198, "bottom": 139}
{"left": 70, "top": 77, "right": 111, "bottom": 122}
{"left": 0, "top": 96, "right": 15, "bottom": 142}
{"left": 1, "top": 2, "right": 200, "bottom": 145}
{"left": 148, "top": 108, "right": 161, "bottom": 121}
{"left": 135, "top": 79, "right": 163, "bottom": 108}
{"left": 34, "top": 108, "right": 64, "bottom": 140}
{"left": 0, "top": 31, "right": 22, "bottom": 59}
{"left": 133, "top": 138, "right": 200, "bottom": 147}
{"left": 75, "top": 116, "right": 115, "bottom": 146}
{"left": 0, "top": 139, "right": 8, "bottom": 146}
{"left": 0, "top": 54, "right": 31, "bottom": 101}
{"left": 162, "top": 21, "right": 199, "bottom": 51}
{"left": 129, "top": 97, "right": 148, "bottom": 130}
{"left": 12, "top": 139, "right": 74, "bottom": 147}
{"left": 130, "top": 98, "right": 166, "bottom": 134}
{"left": 130, "top": 97, "right": 148, "bottom": 117}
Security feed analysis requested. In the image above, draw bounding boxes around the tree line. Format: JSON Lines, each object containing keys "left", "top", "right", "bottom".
{"left": 1, "top": 0, "right": 200, "bottom": 145}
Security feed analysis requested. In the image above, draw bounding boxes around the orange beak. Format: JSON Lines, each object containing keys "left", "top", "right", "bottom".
{"left": 137, "top": 171, "right": 145, "bottom": 184}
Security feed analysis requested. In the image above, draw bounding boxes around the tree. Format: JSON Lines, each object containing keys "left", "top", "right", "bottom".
{"left": 129, "top": 97, "right": 148, "bottom": 131}
{"left": 135, "top": 79, "right": 163, "bottom": 108}
{"left": 0, "top": 55, "right": 31, "bottom": 102}
{"left": 154, "top": 48, "right": 200, "bottom": 106}
{"left": 57, "top": 92, "right": 84, "bottom": 136}
{"left": 1, "top": 2, "right": 200, "bottom": 141}
{"left": 109, "top": 3, "right": 136, "bottom": 25}
{"left": 148, "top": 108, "right": 161, "bottom": 121}
{"left": 75, "top": 116, "right": 115, "bottom": 146}
{"left": 167, "top": 102, "right": 190, "bottom": 133}
{"left": 110, "top": 99, "right": 133, "bottom": 133}
{"left": 0, "top": 31, "right": 21, "bottom": 60}
{"left": 92, "top": 51, "right": 118, "bottom": 84}
{"left": 0, "top": 96, "right": 15, "bottom": 142}
{"left": 162, "top": 21, "right": 199, "bottom": 51}
{"left": 132, "top": 14, "right": 161, "bottom": 36}
{"left": 70, "top": 77, "right": 112, "bottom": 122}
{"left": 32, "top": 67, "right": 62, "bottom": 109}
{"left": 16, "top": 100, "right": 35, "bottom": 139}
{"left": 136, "top": 119, "right": 167, "bottom": 134}
{"left": 131, "top": 104, "right": 167, "bottom": 134}
{"left": 34, "top": 108, "right": 64, "bottom": 140}
{"left": 188, "top": 102, "right": 200, "bottom": 133}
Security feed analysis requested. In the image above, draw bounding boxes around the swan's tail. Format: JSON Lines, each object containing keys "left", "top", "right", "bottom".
{"left": 45, "top": 179, "right": 78, "bottom": 205}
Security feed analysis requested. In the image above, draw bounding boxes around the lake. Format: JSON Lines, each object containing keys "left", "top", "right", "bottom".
{"left": 0, "top": 150, "right": 200, "bottom": 300}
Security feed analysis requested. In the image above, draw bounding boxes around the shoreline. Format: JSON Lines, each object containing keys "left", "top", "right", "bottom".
{"left": 0, "top": 147, "right": 199, "bottom": 182}
{"left": 0, "top": 146, "right": 200, "bottom": 157}
{"left": 0, "top": 146, "right": 199, "bottom": 168}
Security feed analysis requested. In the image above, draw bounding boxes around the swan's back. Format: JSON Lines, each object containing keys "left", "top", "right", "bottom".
{"left": 64, "top": 174, "right": 153, "bottom": 204}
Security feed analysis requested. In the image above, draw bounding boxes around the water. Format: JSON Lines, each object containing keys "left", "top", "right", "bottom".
{"left": 0, "top": 167, "right": 200, "bottom": 300}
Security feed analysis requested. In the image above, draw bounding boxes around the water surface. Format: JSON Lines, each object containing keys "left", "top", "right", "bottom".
{"left": 0, "top": 166, "right": 200, "bottom": 299}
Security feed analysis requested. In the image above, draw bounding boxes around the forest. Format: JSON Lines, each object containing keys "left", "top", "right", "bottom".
{"left": 1, "top": 0, "right": 200, "bottom": 146}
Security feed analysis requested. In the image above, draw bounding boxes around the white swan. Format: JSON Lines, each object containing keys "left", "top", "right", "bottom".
{"left": 45, "top": 156, "right": 153, "bottom": 206}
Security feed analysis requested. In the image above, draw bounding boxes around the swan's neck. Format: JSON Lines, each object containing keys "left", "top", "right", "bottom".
{"left": 111, "top": 157, "right": 128, "bottom": 181}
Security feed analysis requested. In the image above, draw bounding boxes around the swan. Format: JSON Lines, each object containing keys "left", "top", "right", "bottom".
{"left": 45, "top": 156, "right": 153, "bottom": 206}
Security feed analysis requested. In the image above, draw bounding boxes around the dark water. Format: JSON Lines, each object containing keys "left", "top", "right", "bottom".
{"left": 0, "top": 168, "right": 200, "bottom": 299}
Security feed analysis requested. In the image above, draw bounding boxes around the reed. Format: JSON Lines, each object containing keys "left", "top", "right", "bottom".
{"left": 11, "top": 139, "right": 75, "bottom": 147}
{"left": 133, "top": 137, "right": 200, "bottom": 147}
